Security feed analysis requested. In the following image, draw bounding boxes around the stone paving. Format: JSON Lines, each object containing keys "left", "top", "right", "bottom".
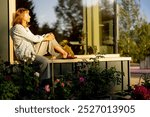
{"left": 130, "top": 65, "right": 150, "bottom": 86}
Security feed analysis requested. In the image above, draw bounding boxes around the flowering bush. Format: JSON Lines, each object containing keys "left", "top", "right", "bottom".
{"left": 0, "top": 57, "right": 123, "bottom": 100}
{"left": 48, "top": 78, "right": 72, "bottom": 100}
{"left": 132, "top": 85, "right": 150, "bottom": 100}
{"left": 131, "top": 74, "right": 150, "bottom": 100}
{"left": 0, "top": 59, "right": 40, "bottom": 99}
{"left": 51, "top": 60, "right": 123, "bottom": 100}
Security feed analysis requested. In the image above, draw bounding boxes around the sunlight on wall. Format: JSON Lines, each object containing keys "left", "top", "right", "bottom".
{"left": 0, "top": 0, "right": 9, "bottom": 61}
{"left": 9, "top": 0, "right": 16, "bottom": 63}
{"left": 0, "top": 0, "right": 15, "bottom": 62}
{"left": 82, "top": 0, "right": 98, "bottom": 7}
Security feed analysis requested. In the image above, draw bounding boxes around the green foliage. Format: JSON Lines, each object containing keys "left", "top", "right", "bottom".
{"left": 118, "top": 0, "right": 141, "bottom": 62}
{"left": 119, "top": 0, "right": 141, "bottom": 33}
{"left": 140, "top": 74, "right": 150, "bottom": 89}
{"left": 118, "top": 38, "right": 139, "bottom": 61}
{"left": 55, "top": 0, "right": 83, "bottom": 39}
{"left": 136, "top": 23, "right": 150, "bottom": 60}
{"left": 59, "top": 60, "right": 123, "bottom": 99}
{"left": 118, "top": 0, "right": 150, "bottom": 62}
{"left": 38, "top": 23, "right": 51, "bottom": 34}
{"left": 0, "top": 60, "right": 40, "bottom": 100}
{"left": 45, "top": 77, "right": 72, "bottom": 100}
{"left": 0, "top": 57, "right": 123, "bottom": 100}
{"left": 119, "top": 23, "right": 150, "bottom": 62}
{"left": 0, "top": 80, "right": 19, "bottom": 100}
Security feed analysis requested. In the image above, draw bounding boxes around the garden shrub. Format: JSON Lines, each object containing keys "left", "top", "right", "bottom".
{"left": 0, "top": 57, "right": 123, "bottom": 100}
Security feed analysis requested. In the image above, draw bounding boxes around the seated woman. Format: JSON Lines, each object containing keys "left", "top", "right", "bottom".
{"left": 10, "top": 8, "right": 68, "bottom": 92}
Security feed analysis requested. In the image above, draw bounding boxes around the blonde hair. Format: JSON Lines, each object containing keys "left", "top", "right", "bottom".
{"left": 13, "top": 8, "right": 29, "bottom": 26}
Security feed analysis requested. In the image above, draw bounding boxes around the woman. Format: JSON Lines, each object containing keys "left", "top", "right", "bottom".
{"left": 10, "top": 8, "right": 68, "bottom": 92}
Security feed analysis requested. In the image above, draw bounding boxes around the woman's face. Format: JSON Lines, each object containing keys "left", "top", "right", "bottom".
{"left": 22, "top": 11, "right": 30, "bottom": 23}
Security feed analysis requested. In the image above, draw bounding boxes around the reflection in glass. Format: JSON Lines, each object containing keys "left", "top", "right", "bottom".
{"left": 100, "top": 0, "right": 115, "bottom": 45}
{"left": 16, "top": 0, "right": 117, "bottom": 54}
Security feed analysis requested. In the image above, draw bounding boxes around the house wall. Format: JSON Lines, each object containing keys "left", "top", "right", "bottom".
{"left": 0, "top": 0, "right": 15, "bottom": 62}
{"left": 9, "top": 0, "right": 16, "bottom": 63}
{"left": 0, "top": 0, "right": 9, "bottom": 61}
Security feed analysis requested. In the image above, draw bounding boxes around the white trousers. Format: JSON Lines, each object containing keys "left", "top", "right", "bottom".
{"left": 34, "top": 39, "right": 60, "bottom": 57}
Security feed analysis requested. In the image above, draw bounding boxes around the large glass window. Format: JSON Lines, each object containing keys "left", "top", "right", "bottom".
{"left": 83, "top": 0, "right": 116, "bottom": 54}
{"left": 100, "top": 0, "right": 115, "bottom": 45}
{"left": 16, "top": 0, "right": 117, "bottom": 54}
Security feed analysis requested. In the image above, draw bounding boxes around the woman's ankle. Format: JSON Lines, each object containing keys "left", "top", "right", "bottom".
{"left": 51, "top": 56, "right": 56, "bottom": 60}
{"left": 62, "top": 52, "right": 67, "bottom": 58}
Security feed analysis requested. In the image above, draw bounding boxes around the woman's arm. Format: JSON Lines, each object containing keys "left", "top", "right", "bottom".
{"left": 12, "top": 24, "right": 44, "bottom": 43}
{"left": 43, "top": 33, "right": 55, "bottom": 41}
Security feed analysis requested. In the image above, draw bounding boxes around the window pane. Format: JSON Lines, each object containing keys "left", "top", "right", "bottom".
{"left": 100, "top": 0, "right": 115, "bottom": 45}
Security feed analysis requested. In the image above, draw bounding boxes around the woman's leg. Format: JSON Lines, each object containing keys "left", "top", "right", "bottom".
{"left": 32, "top": 55, "right": 51, "bottom": 92}
{"left": 34, "top": 39, "right": 67, "bottom": 58}
{"left": 49, "top": 39, "right": 67, "bottom": 58}
{"left": 34, "top": 42, "right": 49, "bottom": 56}
{"left": 33, "top": 55, "right": 49, "bottom": 80}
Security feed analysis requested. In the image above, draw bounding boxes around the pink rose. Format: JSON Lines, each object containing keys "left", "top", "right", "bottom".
{"left": 61, "top": 82, "right": 65, "bottom": 87}
{"left": 44, "top": 84, "right": 51, "bottom": 93}
{"left": 55, "top": 79, "right": 60, "bottom": 83}
{"left": 79, "top": 77, "right": 85, "bottom": 83}
{"left": 133, "top": 85, "right": 150, "bottom": 99}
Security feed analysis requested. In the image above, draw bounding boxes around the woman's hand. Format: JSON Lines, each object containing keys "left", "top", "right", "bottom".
{"left": 44, "top": 33, "right": 55, "bottom": 41}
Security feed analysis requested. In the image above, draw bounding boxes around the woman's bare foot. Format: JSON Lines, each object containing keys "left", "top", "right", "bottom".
{"left": 51, "top": 56, "right": 56, "bottom": 60}
{"left": 62, "top": 52, "right": 68, "bottom": 58}
{"left": 54, "top": 45, "right": 68, "bottom": 58}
